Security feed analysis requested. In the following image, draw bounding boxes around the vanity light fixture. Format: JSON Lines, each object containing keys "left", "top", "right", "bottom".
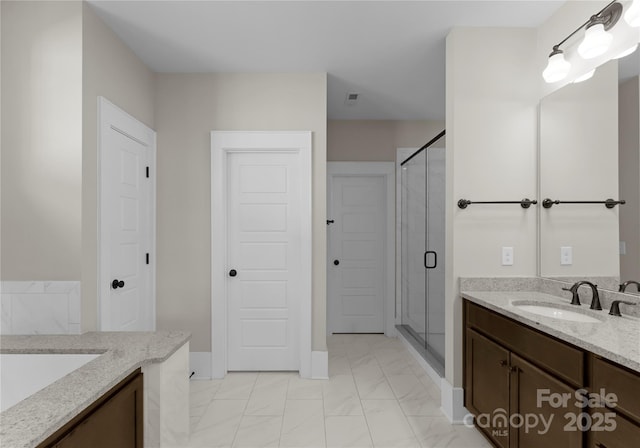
{"left": 543, "top": 1, "right": 628, "bottom": 83}
{"left": 625, "top": 0, "right": 640, "bottom": 27}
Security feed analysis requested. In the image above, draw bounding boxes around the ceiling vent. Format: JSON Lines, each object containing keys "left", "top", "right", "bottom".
{"left": 345, "top": 92, "right": 360, "bottom": 105}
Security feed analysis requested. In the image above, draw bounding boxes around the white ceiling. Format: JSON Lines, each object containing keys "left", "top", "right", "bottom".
{"left": 88, "top": 0, "right": 569, "bottom": 120}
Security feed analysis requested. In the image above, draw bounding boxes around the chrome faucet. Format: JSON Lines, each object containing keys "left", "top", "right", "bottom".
{"left": 562, "top": 281, "right": 602, "bottom": 310}
{"left": 619, "top": 280, "right": 640, "bottom": 293}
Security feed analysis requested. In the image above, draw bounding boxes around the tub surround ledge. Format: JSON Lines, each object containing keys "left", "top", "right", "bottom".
{"left": 460, "top": 290, "right": 640, "bottom": 373}
{"left": 0, "top": 330, "right": 190, "bottom": 448}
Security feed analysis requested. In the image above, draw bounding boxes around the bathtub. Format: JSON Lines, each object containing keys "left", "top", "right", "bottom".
{"left": 0, "top": 353, "right": 100, "bottom": 411}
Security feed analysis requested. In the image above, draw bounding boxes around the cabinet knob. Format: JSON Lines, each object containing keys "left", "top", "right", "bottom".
{"left": 111, "top": 279, "right": 125, "bottom": 289}
{"left": 499, "top": 360, "right": 508, "bottom": 367}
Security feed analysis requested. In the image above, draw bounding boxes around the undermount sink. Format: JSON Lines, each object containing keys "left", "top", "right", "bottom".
{"left": 514, "top": 304, "right": 602, "bottom": 323}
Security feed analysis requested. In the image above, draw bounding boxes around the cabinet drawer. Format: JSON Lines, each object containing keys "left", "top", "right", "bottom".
{"left": 466, "top": 301, "right": 584, "bottom": 386}
{"left": 590, "top": 411, "right": 640, "bottom": 448}
{"left": 591, "top": 356, "right": 640, "bottom": 423}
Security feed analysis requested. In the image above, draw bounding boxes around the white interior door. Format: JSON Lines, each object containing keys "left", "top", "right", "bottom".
{"left": 226, "top": 151, "right": 301, "bottom": 370}
{"left": 212, "top": 131, "right": 312, "bottom": 377}
{"left": 99, "top": 97, "right": 155, "bottom": 332}
{"left": 328, "top": 174, "right": 386, "bottom": 333}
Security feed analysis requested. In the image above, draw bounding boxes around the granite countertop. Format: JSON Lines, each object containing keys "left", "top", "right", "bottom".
{"left": 461, "top": 290, "right": 640, "bottom": 373}
{"left": 0, "top": 331, "right": 191, "bottom": 448}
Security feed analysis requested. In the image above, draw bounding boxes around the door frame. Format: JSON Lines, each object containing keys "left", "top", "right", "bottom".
{"left": 97, "top": 97, "right": 156, "bottom": 331}
{"left": 211, "top": 131, "right": 313, "bottom": 379}
{"left": 327, "top": 162, "right": 395, "bottom": 337}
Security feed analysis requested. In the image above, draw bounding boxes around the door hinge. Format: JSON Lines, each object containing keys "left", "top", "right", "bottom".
{"left": 146, "top": 253, "right": 149, "bottom": 265}
{"left": 146, "top": 166, "right": 150, "bottom": 178}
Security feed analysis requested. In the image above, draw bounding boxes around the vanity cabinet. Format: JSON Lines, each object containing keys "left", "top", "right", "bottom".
{"left": 38, "top": 369, "right": 143, "bottom": 448}
{"left": 464, "top": 299, "right": 640, "bottom": 448}
{"left": 464, "top": 301, "right": 583, "bottom": 447}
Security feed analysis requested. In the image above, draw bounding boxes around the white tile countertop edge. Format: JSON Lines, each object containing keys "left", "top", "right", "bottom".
{"left": 461, "top": 291, "right": 640, "bottom": 373}
{"left": 0, "top": 331, "right": 191, "bottom": 448}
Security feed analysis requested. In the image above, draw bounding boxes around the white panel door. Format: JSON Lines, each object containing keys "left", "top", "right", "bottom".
{"left": 100, "top": 98, "right": 155, "bottom": 332}
{"left": 227, "top": 152, "right": 300, "bottom": 370}
{"left": 328, "top": 175, "right": 386, "bottom": 333}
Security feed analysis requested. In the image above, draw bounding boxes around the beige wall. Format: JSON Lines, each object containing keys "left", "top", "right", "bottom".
{"left": 619, "top": 76, "right": 640, "bottom": 282}
{"left": 1, "top": 0, "right": 83, "bottom": 280}
{"left": 446, "top": 27, "right": 539, "bottom": 387}
{"left": 81, "top": 3, "right": 156, "bottom": 331}
{"left": 155, "top": 73, "right": 327, "bottom": 352}
{"left": 327, "top": 120, "right": 444, "bottom": 161}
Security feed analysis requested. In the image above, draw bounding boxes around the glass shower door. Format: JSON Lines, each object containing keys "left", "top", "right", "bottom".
{"left": 401, "top": 151, "right": 427, "bottom": 342}
{"left": 400, "top": 146, "right": 445, "bottom": 375}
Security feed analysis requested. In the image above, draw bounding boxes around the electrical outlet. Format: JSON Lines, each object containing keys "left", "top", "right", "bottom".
{"left": 502, "top": 247, "right": 514, "bottom": 266}
{"left": 620, "top": 241, "right": 627, "bottom": 255}
{"left": 561, "top": 246, "right": 573, "bottom": 265}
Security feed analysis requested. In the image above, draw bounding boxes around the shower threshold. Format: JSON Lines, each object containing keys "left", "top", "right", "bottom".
{"left": 396, "top": 324, "right": 445, "bottom": 377}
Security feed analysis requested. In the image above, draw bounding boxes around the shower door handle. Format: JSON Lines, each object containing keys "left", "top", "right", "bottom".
{"left": 424, "top": 251, "right": 437, "bottom": 269}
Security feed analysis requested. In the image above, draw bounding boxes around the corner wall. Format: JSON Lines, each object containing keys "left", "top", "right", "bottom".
{"left": 445, "top": 28, "right": 539, "bottom": 388}
{"left": 154, "top": 73, "right": 327, "bottom": 353}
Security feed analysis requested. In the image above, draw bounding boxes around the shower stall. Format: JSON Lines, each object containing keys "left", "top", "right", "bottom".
{"left": 398, "top": 131, "right": 446, "bottom": 376}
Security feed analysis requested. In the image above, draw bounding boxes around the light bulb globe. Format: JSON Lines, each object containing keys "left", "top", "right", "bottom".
{"left": 578, "top": 23, "right": 613, "bottom": 59}
{"left": 543, "top": 51, "right": 571, "bottom": 83}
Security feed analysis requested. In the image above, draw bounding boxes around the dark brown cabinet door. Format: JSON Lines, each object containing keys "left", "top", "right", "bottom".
{"left": 42, "top": 371, "right": 143, "bottom": 448}
{"left": 465, "top": 328, "right": 511, "bottom": 448}
{"left": 510, "top": 354, "right": 583, "bottom": 448}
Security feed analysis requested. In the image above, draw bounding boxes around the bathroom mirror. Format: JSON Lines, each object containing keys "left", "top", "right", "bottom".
{"left": 539, "top": 59, "right": 640, "bottom": 294}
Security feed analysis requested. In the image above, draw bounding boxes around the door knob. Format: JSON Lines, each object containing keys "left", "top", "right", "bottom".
{"left": 111, "top": 279, "right": 125, "bottom": 289}
{"left": 229, "top": 269, "right": 237, "bottom": 277}
{"left": 333, "top": 260, "right": 340, "bottom": 266}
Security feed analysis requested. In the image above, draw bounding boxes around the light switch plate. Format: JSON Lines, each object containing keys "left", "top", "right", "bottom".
{"left": 561, "top": 246, "right": 573, "bottom": 265}
{"left": 502, "top": 247, "right": 514, "bottom": 266}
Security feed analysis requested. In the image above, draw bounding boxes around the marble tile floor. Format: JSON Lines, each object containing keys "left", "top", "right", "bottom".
{"left": 187, "top": 334, "right": 491, "bottom": 448}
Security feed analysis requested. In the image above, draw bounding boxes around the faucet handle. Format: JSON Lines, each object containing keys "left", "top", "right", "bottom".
{"left": 562, "top": 287, "right": 581, "bottom": 306}
{"left": 609, "top": 300, "right": 637, "bottom": 317}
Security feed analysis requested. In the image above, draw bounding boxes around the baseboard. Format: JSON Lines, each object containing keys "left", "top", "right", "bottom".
{"left": 311, "top": 350, "right": 328, "bottom": 379}
{"left": 440, "top": 378, "right": 469, "bottom": 424}
{"left": 189, "top": 352, "right": 212, "bottom": 380}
